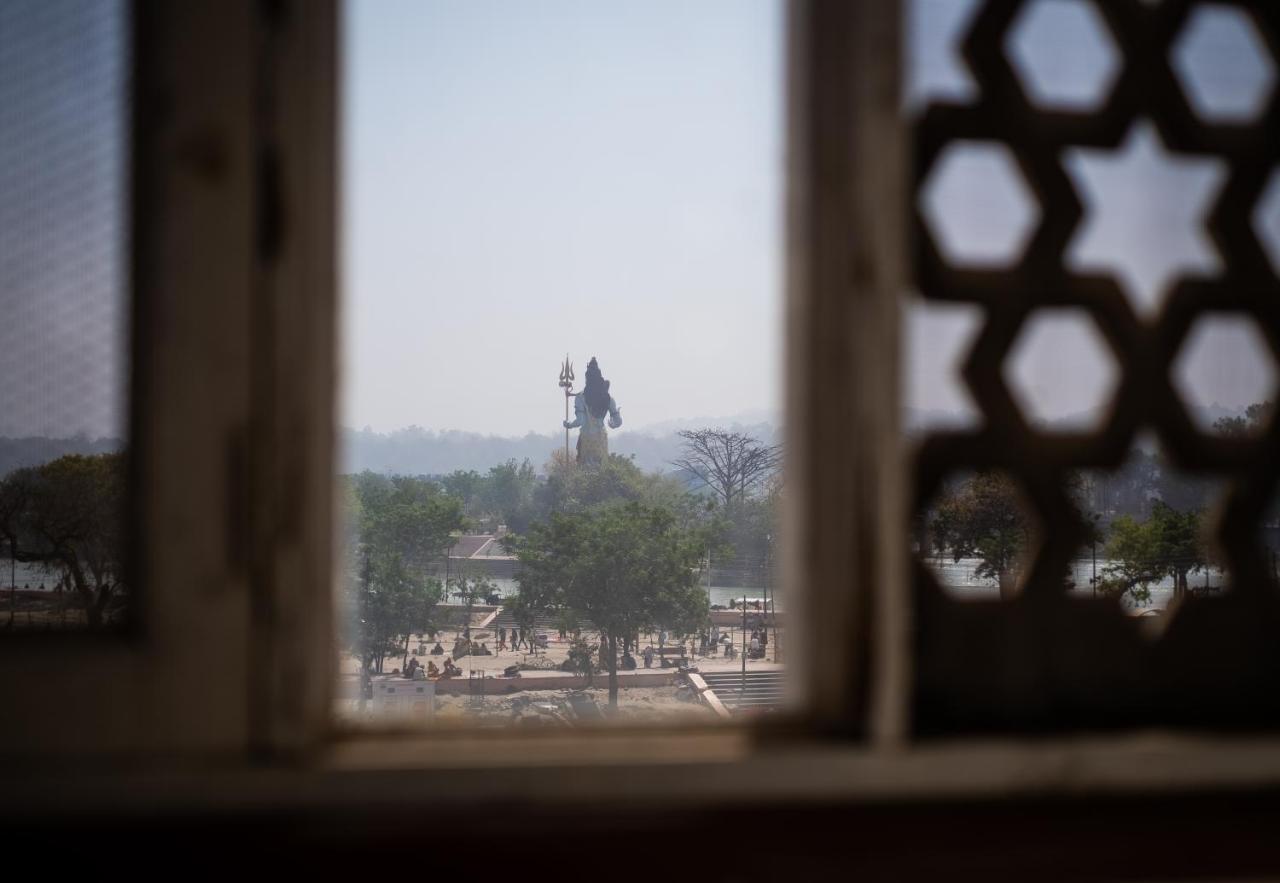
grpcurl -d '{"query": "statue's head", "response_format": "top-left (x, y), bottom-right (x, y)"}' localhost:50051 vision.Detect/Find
top-left (583, 357), bottom-right (611, 418)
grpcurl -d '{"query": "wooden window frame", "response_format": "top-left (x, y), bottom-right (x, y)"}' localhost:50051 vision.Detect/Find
top-left (9, 0), bottom-right (1280, 828)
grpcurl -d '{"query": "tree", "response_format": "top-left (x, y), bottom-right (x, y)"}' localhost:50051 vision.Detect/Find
top-left (440, 469), bottom-right (483, 515)
top-left (532, 452), bottom-right (647, 518)
top-left (1153, 501), bottom-right (1207, 598)
top-left (1098, 514), bottom-right (1162, 605)
top-left (342, 471), bottom-right (464, 671)
top-left (929, 472), bottom-right (1032, 600)
top-left (480, 458), bottom-right (537, 532)
top-left (1101, 501), bottom-right (1207, 605)
top-left (350, 471), bottom-right (463, 571)
top-left (0, 453), bottom-right (126, 629)
top-left (672, 429), bottom-right (781, 508)
top-left (511, 502), bottom-right (708, 708)
top-left (1213, 401), bottom-right (1274, 438)
top-left (349, 549), bottom-right (443, 674)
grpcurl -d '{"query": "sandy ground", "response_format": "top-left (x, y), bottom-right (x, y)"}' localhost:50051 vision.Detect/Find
top-left (341, 611), bottom-right (785, 680)
top-left (336, 685), bottom-right (719, 728)
top-left (435, 685), bottom-right (716, 726)
top-left (336, 611), bottom-right (784, 726)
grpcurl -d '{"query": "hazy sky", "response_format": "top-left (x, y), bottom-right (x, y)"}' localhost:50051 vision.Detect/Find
top-left (342, 0), bottom-right (783, 435)
top-left (344, 0), bottom-right (1276, 436)
top-left (1, 0), bottom-right (1273, 439)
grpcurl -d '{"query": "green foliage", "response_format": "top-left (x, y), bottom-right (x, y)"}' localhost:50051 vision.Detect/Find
top-left (341, 471), bottom-right (464, 671)
top-left (350, 550), bottom-right (443, 672)
top-left (440, 469), bottom-right (483, 512)
top-left (1099, 515), bottom-right (1160, 604)
top-left (480, 458), bottom-right (537, 532)
top-left (439, 460), bottom-right (538, 532)
top-left (511, 501), bottom-right (709, 707)
top-left (349, 471), bottom-right (462, 571)
top-left (1212, 401), bottom-right (1274, 438)
top-left (0, 453), bottom-right (126, 629)
top-left (1102, 501), bottom-right (1207, 604)
top-left (930, 472), bottom-right (1031, 598)
top-left (534, 453), bottom-right (647, 515)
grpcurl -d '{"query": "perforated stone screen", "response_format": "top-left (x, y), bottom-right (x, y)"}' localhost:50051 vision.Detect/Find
top-left (910, 0), bottom-right (1280, 732)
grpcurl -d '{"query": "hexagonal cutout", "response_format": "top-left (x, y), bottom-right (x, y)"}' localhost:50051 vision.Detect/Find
top-left (1004, 307), bottom-right (1120, 432)
top-left (1006, 0), bottom-right (1120, 111)
top-left (902, 294), bottom-right (983, 433)
top-left (920, 141), bottom-right (1039, 267)
top-left (916, 470), bottom-right (1041, 601)
top-left (1070, 438), bottom-right (1227, 636)
top-left (1064, 121), bottom-right (1226, 318)
top-left (1172, 4), bottom-right (1276, 125)
top-left (1171, 313), bottom-right (1278, 438)
top-left (1252, 166), bottom-right (1280, 279)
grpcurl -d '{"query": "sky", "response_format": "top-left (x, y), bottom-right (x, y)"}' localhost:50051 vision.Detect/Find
top-left (342, 0), bottom-right (784, 435)
top-left (1, 0), bottom-right (1275, 440)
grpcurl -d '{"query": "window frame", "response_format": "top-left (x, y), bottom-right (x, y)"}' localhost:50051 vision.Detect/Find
top-left (0, 0), bottom-right (263, 757)
top-left (9, 0), bottom-right (1280, 823)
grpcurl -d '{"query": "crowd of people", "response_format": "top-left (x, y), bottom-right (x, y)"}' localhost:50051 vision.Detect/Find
top-left (402, 655), bottom-right (462, 680)
top-left (380, 617), bottom-right (775, 687)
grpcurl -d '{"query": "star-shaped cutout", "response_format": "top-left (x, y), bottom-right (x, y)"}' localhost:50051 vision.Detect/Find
top-left (1063, 121), bottom-right (1225, 318)
top-left (904, 0), bottom-right (981, 113)
top-left (903, 295), bottom-right (982, 431)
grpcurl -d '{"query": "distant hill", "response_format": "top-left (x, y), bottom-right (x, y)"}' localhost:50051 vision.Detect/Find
top-left (5, 399), bottom-right (1249, 482)
top-left (0, 436), bottom-right (123, 477)
top-left (340, 416), bottom-right (783, 476)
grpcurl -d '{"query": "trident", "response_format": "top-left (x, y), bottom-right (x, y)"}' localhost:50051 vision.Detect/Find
top-left (558, 355), bottom-right (575, 463)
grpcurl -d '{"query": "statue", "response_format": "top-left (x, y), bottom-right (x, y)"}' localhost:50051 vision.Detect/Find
top-left (563, 357), bottom-right (622, 466)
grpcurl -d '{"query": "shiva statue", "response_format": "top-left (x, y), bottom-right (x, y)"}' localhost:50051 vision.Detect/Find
top-left (564, 357), bottom-right (622, 466)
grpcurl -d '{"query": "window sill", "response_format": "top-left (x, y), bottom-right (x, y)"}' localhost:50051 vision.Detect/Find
top-left (8, 728), bottom-right (1280, 820)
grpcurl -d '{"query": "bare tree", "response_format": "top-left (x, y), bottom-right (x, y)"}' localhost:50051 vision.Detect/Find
top-left (671, 429), bottom-right (781, 507)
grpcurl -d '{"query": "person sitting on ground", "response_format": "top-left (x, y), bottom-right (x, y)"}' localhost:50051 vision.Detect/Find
top-left (429, 641), bottom-right (444, 655)
top-left (476, 642), bottom-right (492, 656)
top-left (426, 660), bottom-right (440, 679)
top-left (620, 650), bottom-right (637, 670)
top-left (441, 657), bottom-right (462, 678)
